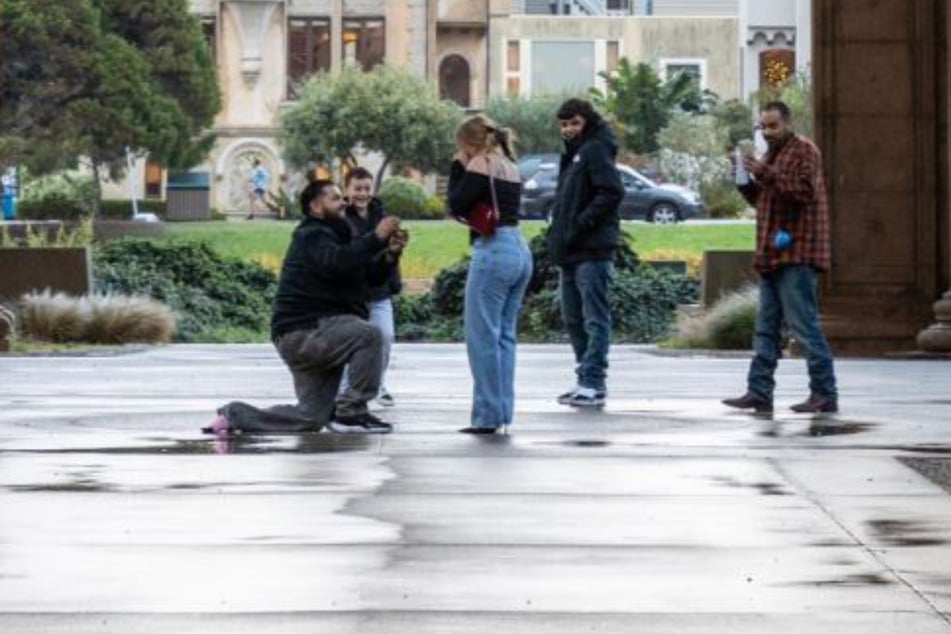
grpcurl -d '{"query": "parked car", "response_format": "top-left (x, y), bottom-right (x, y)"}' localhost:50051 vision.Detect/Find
top-left (518, 156), bottom-right (703, 223)
top-left (517, 153), bottom-right (559, 182)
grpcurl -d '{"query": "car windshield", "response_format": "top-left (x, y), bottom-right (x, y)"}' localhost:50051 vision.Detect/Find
top-left (627, 169), bottom-right (657, 188)
top-left (518, 154), bottom-right (559, 180)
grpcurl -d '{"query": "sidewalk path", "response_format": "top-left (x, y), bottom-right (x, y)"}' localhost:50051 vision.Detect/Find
top-left (0, 344), bottom-right (949, 633)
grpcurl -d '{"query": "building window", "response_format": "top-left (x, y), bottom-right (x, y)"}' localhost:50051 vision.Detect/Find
top-left (507, 41), bottom-right (520, 73)
top-left (506, 77), bottom-right (521, 96)
top-left (660, 58), bottom-right (706, 90)
top-left (144, 159), bottom-right (163, 200)
top-left (287, 17), bottom-right (331, 99)
top-left (531, 41), bottom-right (596, 95)
top-left (200, 16), bottom-right (216, 61)
top-left (606, 0), bottom-right (632, 14)
top-left (439, 55), bottom-right (471, 108)
top-left (606, 41), bottom-right (620, 73)
top-left (343, 18), bottom-right (385, 70)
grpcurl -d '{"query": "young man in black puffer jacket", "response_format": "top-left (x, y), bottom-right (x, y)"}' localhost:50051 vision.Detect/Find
top-left (547, 98), bottom-right (625, 408)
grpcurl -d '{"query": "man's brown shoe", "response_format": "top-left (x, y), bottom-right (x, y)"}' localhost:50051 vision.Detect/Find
top-left (790, 395), bottom-right (839, 414)
top-left (722, 393), bottom-right (773, 413)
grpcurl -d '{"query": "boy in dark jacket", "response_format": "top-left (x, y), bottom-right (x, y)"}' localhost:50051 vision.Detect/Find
top-left (340, 167), bottom-right (403, 407)
top-left (547, 98), bottom-right (625, 408)
top-left (211, 179), bottom-right (406, 436)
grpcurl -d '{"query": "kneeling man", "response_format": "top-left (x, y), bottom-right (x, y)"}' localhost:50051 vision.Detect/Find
top-left (214, 179), bottom-right (406, 435)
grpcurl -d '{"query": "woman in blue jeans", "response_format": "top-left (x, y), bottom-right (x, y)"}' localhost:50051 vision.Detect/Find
top-left (448, 115), bottom-right (533, 435)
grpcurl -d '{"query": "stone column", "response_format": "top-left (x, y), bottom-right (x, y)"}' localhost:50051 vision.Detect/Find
top-left (916, 0), bottom-right (951, 353)
top-left (813, 0), bottom-right (945, 354)
top-left (917, 293), bottom-right (951, 351)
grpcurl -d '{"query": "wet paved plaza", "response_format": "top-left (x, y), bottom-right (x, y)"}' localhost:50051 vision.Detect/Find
top-left (1, 344), bottom-right (950, 632)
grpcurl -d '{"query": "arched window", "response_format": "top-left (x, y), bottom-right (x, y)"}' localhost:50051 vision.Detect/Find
top-left (439, 55), bottom-right (471, 108)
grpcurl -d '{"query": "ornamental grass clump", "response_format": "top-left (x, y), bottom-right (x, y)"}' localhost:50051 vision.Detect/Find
top-left (18, 291), bottom-right (176, 345)
top-left (671, 285), bottom-right (758, 350)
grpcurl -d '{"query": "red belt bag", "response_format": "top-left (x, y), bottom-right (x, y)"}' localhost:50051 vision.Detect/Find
top-left (457, 157), bottom-right (500, 237)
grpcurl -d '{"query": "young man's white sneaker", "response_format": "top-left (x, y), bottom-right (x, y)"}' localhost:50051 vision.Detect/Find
top-left (375, 387), bottom-right (395, 407)
top-left (557, 386), bottom-right (582, 405)
top-left (566, 387), bottom-right (606, 408)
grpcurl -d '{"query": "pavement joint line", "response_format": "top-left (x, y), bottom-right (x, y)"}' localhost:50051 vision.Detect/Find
top-left (769, 457), bottom-right (951, 628)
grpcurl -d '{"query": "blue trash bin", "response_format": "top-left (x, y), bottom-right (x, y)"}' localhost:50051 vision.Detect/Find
top-left (1, 191), bottom-right (16, 220)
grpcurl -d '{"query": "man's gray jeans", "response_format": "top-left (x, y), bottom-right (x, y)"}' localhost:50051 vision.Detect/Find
top-left (219, 315), bottom-right (384, 433)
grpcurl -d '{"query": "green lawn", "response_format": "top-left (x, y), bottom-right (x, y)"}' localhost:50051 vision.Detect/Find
top-left (161, 220), bottom-right (754, 279)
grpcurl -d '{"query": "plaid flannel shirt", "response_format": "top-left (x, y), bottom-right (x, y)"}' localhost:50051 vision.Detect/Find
top-left (738, 135), bottom-right (831, 273)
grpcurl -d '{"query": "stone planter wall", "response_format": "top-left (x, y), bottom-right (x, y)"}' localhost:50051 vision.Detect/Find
top-left (0, 247), bottom-right (93, 303)
top-left (701, 250), bottom-right (757, 307)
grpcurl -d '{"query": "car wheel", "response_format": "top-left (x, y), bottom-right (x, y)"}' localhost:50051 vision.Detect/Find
top-left (649, 203), bottom-right (679, 225)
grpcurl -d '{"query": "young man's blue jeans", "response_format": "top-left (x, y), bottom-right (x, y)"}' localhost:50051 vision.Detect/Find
top-left (559, 259), bottom-right (613, 392)
top-left (465, 228), bottom-right (533, 429)
top-left (748, 265), bottom-right (838, 402)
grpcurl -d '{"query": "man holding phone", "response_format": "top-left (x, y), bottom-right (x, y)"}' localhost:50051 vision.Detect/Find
top-left (723, 101), bottom-right (838, 414)
top-left (212, 179), bottom-right (408, 435)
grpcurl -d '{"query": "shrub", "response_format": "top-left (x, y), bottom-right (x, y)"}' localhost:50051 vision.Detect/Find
top-left (17, 291), bottom-right (176, 344)
top-left (669, 285), bottom-right (758, 349)
top-left (19, 197), bottom-right (168, 221)
top-left (19, 172), bottom-right (98, 220)
top-left (424, 195), bottom-right (447, 219)
top-left (378, 177), bottom-right (435, 219)
top-left (0, 217), bottom-right (94, 248)
top-left (396, 225), bottom-right (697, 343)
top-left (484, 93), bottom-right (565, 155)
top-left (700, 180), bottom-right (748, 219)
top-left (93, 240), bottom-right (277, 342)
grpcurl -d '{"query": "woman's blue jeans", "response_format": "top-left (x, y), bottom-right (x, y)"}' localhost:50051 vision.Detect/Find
top-left (465, 228), bottom-right (533, 428)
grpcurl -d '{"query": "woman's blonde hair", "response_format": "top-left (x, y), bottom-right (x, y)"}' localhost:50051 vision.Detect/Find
top-left (456, 114), bottom-right (517, 161)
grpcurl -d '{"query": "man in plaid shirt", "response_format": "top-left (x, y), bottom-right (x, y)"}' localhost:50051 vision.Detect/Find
top-left (723, 101), bottom-right (839, 414)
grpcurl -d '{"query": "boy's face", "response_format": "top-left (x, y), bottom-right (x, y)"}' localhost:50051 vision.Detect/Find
top-left (347, 177), bottom-right (374, 209)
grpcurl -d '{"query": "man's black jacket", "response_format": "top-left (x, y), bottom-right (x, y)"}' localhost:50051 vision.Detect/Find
top-left (547, 120), bottom-right (625, 266)
top-left (271, 215), bottom-right (393, 340)
top-left (344, 197), bottom-right (403, 302)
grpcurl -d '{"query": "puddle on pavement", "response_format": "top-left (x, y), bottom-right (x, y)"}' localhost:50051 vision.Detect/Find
top-left (896, 446), bottom-right (951, 455)
top-left (809, 573), bottom-right (894, 587)
top-left (798, 420), bottom-right (877, 437)
top-left (9, 478), bottom-right (113, 493)
top-left (2, 433), bottom-right (374, 456)
top-left (712, 475), bottom-right (792, 496)
top-left (866, 519), bottom-right (950, 547)
top-left (535, 440), bottom-right (613, 448)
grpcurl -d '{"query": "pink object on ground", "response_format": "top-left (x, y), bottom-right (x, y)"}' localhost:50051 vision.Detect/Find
top-left (211, 414), bottom-right (230, 435)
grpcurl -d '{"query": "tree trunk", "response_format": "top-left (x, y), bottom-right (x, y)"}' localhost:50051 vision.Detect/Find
top-left (90, 160), bottom-right (103, 219)
top-left (374, 157), bottom-right (390, 194)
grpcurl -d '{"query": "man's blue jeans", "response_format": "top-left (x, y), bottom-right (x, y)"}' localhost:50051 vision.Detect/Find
top-left (748, 265), bottom-right (838, 401)
top-left (559, 260), bottom-right (613, 391)
top-left (465, 228), bottom-right (533, 429)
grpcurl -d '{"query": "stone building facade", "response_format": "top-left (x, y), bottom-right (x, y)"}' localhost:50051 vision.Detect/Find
top-left (112, 1), bottom-right (739, 215)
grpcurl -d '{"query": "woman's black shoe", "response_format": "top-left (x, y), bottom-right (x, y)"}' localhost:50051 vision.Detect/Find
top-left (458, 426), bottom-right (500, 435)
